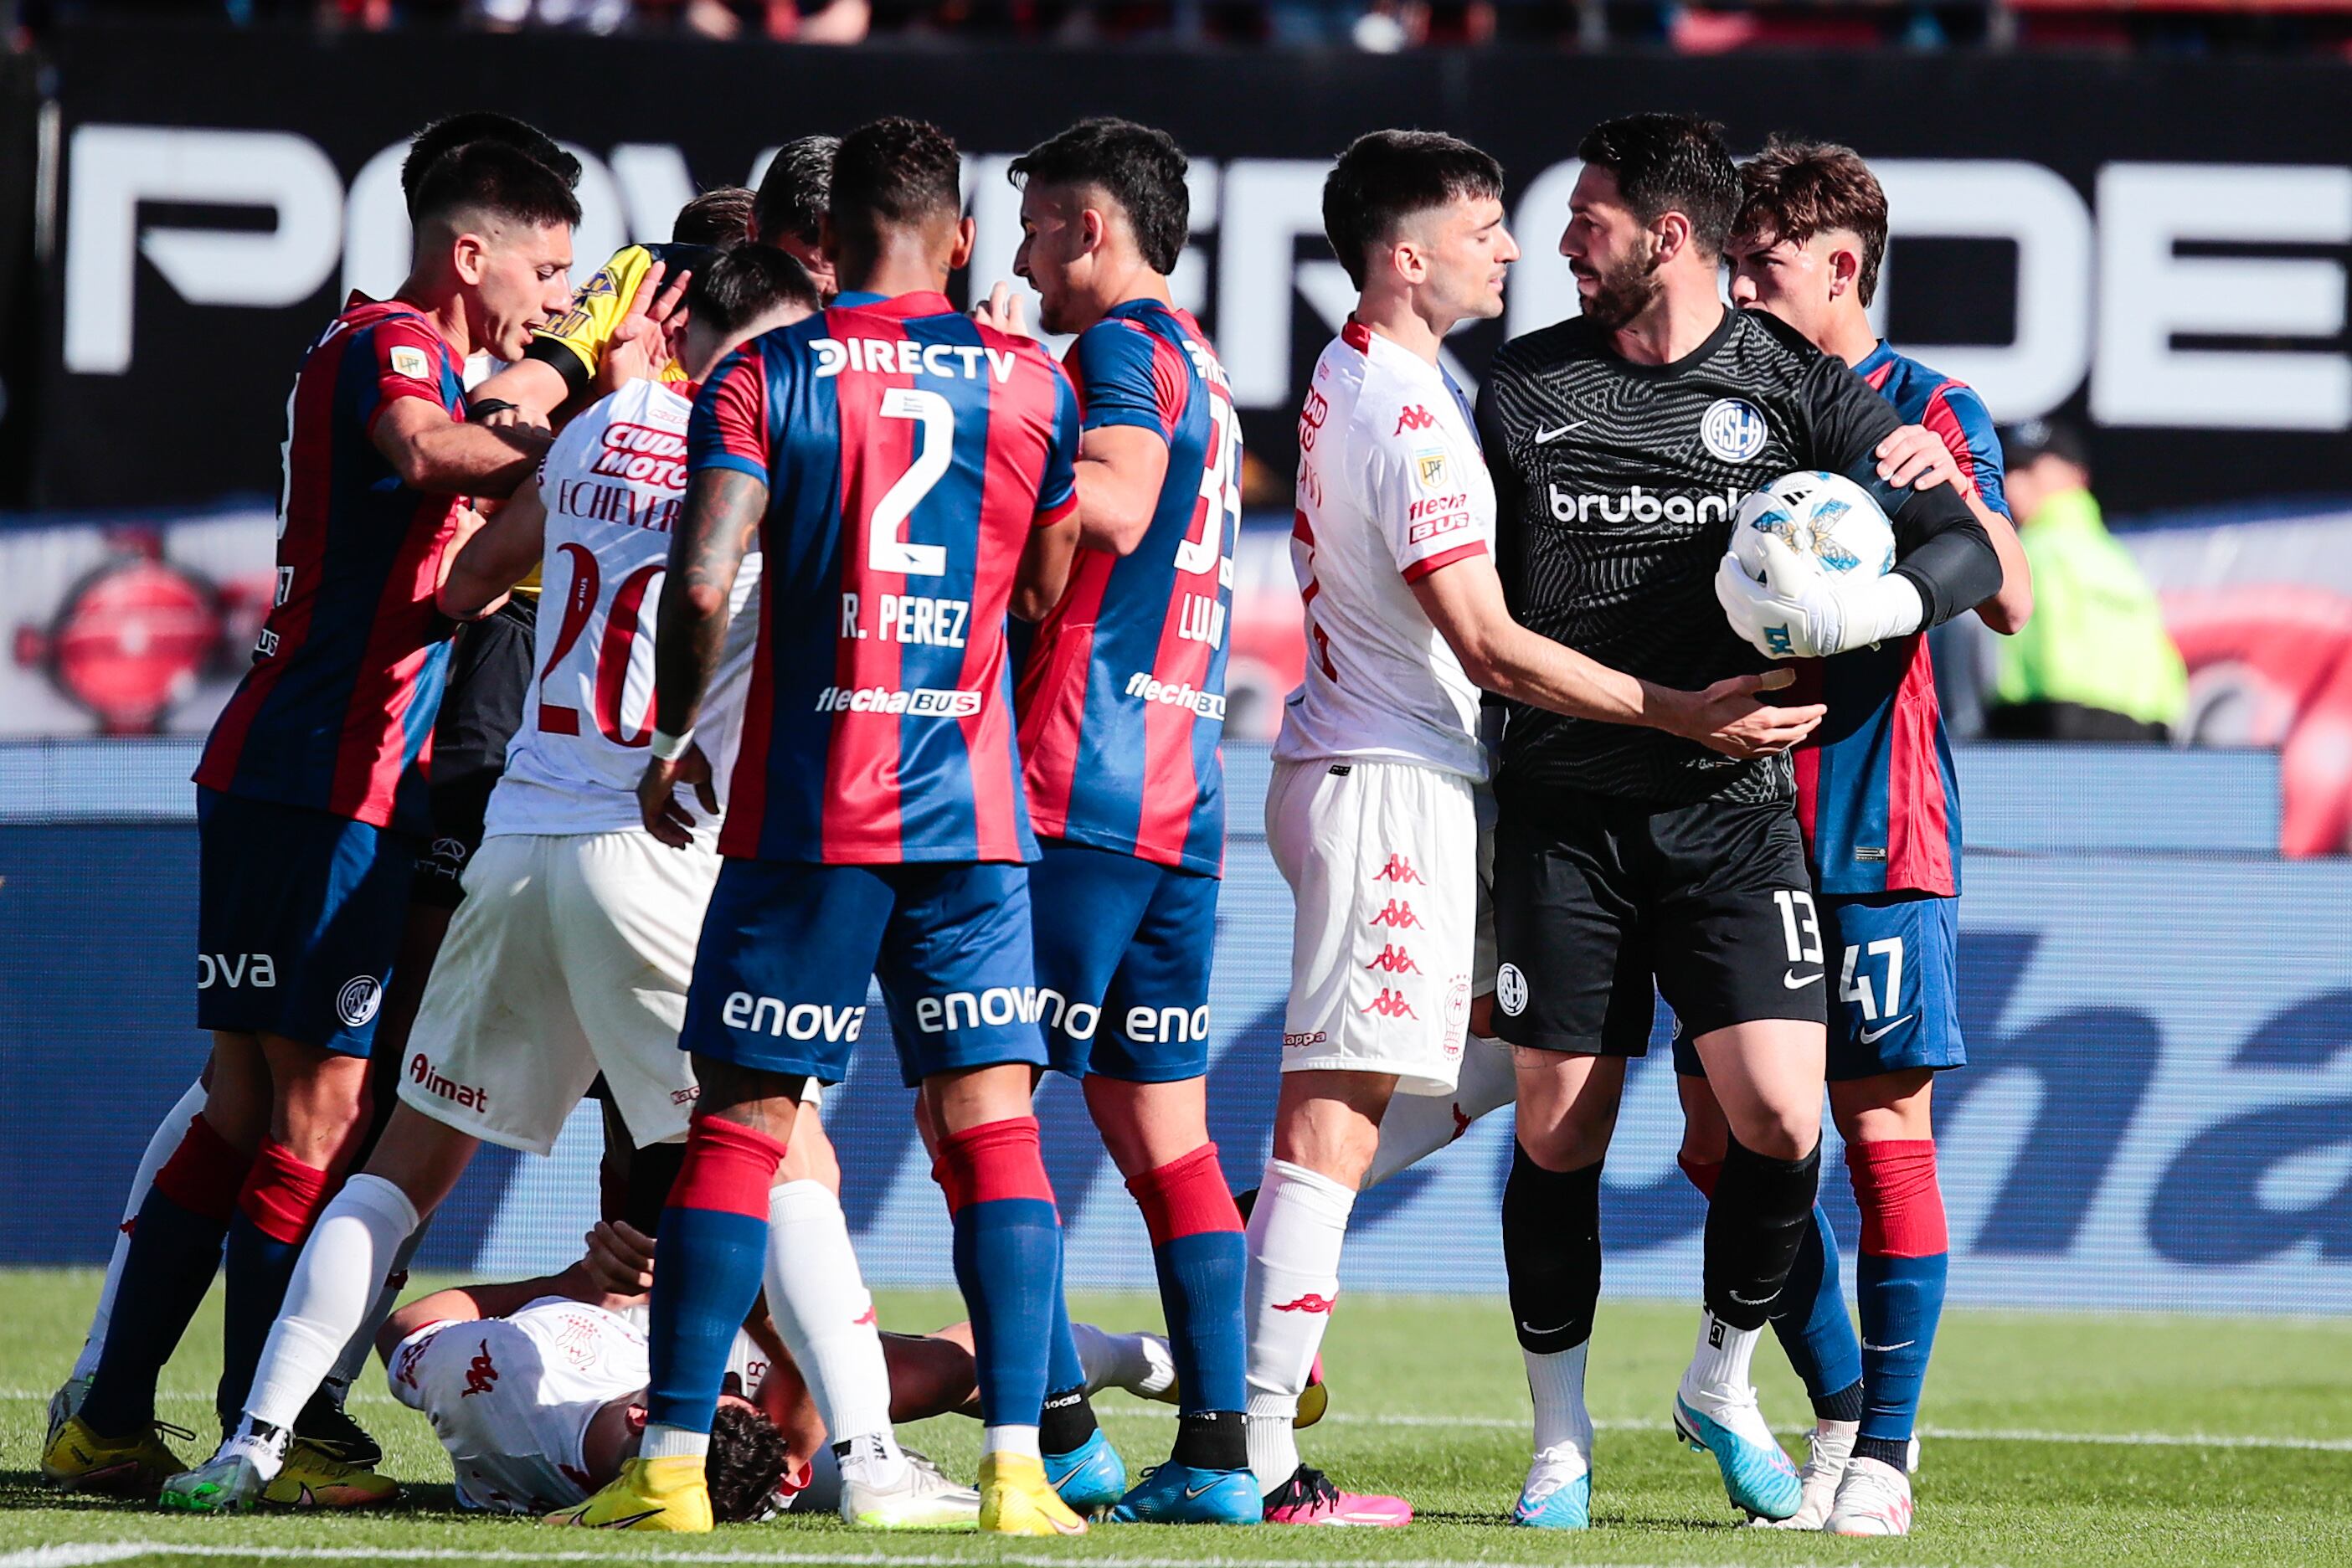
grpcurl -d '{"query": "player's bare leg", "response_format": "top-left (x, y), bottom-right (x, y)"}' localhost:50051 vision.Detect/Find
top-left (1245, 1070), bottom-right (1411, 1525)
top-left (1823, 1069), bottom-right (1938, 1537)
top-left (1673, 1020), bottom-right (1824, 1521)
top-left (1501, 1049), bottom-right (1625, 1528)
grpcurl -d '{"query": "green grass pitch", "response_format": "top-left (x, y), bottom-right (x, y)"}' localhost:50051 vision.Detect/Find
top-left (3, 1267), bottom-right (2351, 1565)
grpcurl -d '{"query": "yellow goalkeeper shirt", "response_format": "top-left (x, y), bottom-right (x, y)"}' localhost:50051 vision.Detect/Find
top-left (523, 240), bottom-right (722, 397)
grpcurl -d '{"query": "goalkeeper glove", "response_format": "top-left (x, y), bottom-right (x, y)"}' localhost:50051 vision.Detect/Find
top-left (1715, 533), bottom-right (1926, 660)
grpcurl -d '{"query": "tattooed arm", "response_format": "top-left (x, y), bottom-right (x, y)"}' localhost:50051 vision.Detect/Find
top-left (637, 465), bottom-right (767, 847)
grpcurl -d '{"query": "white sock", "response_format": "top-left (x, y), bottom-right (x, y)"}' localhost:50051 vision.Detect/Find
top-left (1243, 1158), bottom-right (1356, 1495)
top-left (75, 1078), bottom-right (208, 1380)
top-left (832, 1429), bottom-right (908, 1490)
top-left (641, 1423), bottom-right (709, 1461)
top-left (764, 1182), bottom-right (901, 1472)
top-left (323, 1217), bottom-right (428, 1400)
top-left (983, 1423), bottom-right (1040, 1461)
top-left (1362, 1035), bottom-right (1516, 1190)
top-left (1685, 1308), bottom-right (1761, 1393)
top-left (1071, 1322), bottom-right (1176, 1400)
top-left (244, 1175), bottom-right (420, 1447)
top-left (1524, 1341), bottom-right (1594, 1463)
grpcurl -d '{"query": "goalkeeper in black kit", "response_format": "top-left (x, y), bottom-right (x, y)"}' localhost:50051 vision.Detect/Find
top-left (1469, 113), bottom-right (1999, 1529)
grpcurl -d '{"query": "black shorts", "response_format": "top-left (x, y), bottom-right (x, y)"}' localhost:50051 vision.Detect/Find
top-left (1490, 789), bottom-right (1827, 1056)
top-left (412, 596), bottom-right (538, 910)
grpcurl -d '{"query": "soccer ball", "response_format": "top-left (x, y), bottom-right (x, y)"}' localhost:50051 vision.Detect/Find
top-left (1730, 470), bottom-right (1896, 584)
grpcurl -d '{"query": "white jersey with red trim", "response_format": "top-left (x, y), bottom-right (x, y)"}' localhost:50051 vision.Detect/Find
top-left (386, 1298), bottom-right (775, 1514)
top-left (1274, 321), bottom-right (1493, 779)
top-left (486, 376), bottom-right (763, 840)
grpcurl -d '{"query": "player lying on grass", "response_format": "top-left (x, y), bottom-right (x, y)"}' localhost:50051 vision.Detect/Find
top-left (374, 1221), bottom-right (1182, 1520)
top-left (160, 251), bottom-right (960, 1529)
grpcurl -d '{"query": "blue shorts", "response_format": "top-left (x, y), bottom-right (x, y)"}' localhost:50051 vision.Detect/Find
top-left (680, 858), bottom-right (1047, 1087)
top-left (1031, 841), bottom-right (1218, 1082)
top-left (194, 787), bottom-right (419, 1056)
top-left (1673, 891), bottom-right (1963, 1082)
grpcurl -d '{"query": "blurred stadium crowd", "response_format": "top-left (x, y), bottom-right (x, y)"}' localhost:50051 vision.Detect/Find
top-left (13, 0), bottom-right (2352, 53)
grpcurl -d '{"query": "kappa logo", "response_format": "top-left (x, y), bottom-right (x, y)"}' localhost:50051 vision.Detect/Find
top-left (394, 1336), bottom-right (430, 1391)
top-left (1273, 1293), bottom-right (1337, 1314)
top-left (1361, 987), bottom-right (1420, 1019)
top-left (1701, 398), bottom-right (1770, 463)
top-left (1451, 1103), bottom-right (1472, 1141)
top-left (461, 1339), bottom-right (498, 1398)
top-left (1375, 853), bottom-right (1424, 883)
top-left (1365, 944), bottom-right (1422, 975)
top-left (1394, 404), bottom-right (1438, 434)
top-left (1367, 899), bottom-right (1422, 929)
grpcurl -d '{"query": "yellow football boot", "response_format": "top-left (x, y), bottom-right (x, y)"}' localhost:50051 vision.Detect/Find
top-left (977, 1452), bottom-right (1089, 1536)
top-left (544, 1455), bottom-right (713, 1532)
top-left (263, 1440), bottom-right (400, 1509)
top-left (42, 1415), bottom-right (188, 1499)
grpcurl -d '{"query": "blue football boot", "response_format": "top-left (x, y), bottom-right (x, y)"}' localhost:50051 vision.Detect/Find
top-left (1043, 1427), bottom-right (1127, 1514)
top-left (1108, 1463), bottom-right (1261, 1524)
top-left (1674, 1385), bottom-right (1802, 1521)
top-left (1509, 1448), bottom-right (1592, 1529)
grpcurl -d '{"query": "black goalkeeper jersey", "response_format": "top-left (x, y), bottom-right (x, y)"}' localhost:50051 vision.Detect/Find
top-left (1476, 305), bottom-right (1984, 810)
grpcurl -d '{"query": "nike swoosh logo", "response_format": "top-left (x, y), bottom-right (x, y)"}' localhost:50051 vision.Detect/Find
top-left (1519, 1319), bottom-right (1577, 1337)
top-left (1728, 1289), bottom-right (1773, 1306)
top-left (580, 1507), bottom-right (662, 1529)
top-left (1183, 1480), bottom-right (1224, 1499)
top-left (1863, 1339), bottom-right (1916, 1352)
top-left (1856, 1015), bottom-right (1914, 1043)
top-left (1534, 421), bottom-right (1585, 444)
top-left (1783, 969), bottom-right (1824, 989)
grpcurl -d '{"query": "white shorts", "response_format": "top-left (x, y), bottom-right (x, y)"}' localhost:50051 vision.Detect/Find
top-left (1265, 757), bottom-right (1478, 1097)
top-left (399, 830), bottom-right (713, 1155)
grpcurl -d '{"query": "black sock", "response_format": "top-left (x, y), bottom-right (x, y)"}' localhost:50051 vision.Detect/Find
top-left (1855, 1435), bottom-right (1911, 1468)
top-left (1702, 1136), bottom-right (1821, 1332)
top-left (1037, 1383), bottom-right (1097, 1453)
top-left (1816, 1379), bottom-right (1867, 1423)
top-left (1172, 1409), bottom-right (1248, 1471)
top-left (624, 1139), bottom-right (689, 1237)
top-left (1232, 1185), bottom-right (1258, 1224)
top-left (1501, 1144), bottom-right (1602, 1355)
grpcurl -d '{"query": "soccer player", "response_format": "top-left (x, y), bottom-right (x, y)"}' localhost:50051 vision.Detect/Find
top-left (1705, 137), bottom-right (2031, 1536)
top-left (44, 116), bottom-right (584, 1482)
top-left (43, 139), bottom-right (576, 1503)
top-left (1254, 129), bottom-right (1825, 1529)
top-left (1473, 112), bottom-right (1999, 1528)
top-left (468, 135), bottom-right (841, 428)
top-left (555, 116), bottom-right (1088, 1537)
top-left (155, 251), bottom-right (976, 1528)
top-left (377, 1221), bottom-right (1183, 1520)
top-left (994, 116), bottom-right (1256, 1525)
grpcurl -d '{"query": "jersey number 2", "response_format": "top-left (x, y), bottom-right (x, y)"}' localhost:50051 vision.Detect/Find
top-left (538, 541), bottom-right (663, 748)
top-left (869, 388), bottom-right (951, 578)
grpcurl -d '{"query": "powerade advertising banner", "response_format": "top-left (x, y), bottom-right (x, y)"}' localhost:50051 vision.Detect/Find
top-left (23, 25), bottom-right (2352, 515)
top-left (6, 740), bottom-right (2348, 1316)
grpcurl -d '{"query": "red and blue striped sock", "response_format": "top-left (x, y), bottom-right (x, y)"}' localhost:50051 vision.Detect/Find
top-left (1129, 1142), bottom-right (1249, 1471)
top-left (81, 1114), bottom-right (251, 1438)
top-left (938, 1116), bottom-right (1063, 1439)
top-left (1849, 1139), bottom-right (1948, 1468)
top-left (645, 1117), bottom-right (785, 1438)
top-left (219, 1140), bottom-right (334, 1428)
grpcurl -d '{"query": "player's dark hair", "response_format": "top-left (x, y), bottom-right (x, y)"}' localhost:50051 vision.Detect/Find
top-left (683, 247), bottom-right (821, 337)
top-left (1321, 131), bottom-right (1505, 290)
top-left (412, 139), bottom-right (584, 232)
top-left (673, 186), bottom-right (756, 248)
top-left (1576, 113), bottom-right (1740, 261)
top-left (400, 113), bottom-right (579, 215)
top-left (829, 118), bottom-right (963, 262)
top-left (1007, 117), bottom-right (1191, 276)
top-left (704, 1401), bottom-right (789, 1524)
top-left (753, 135), bottom-right (841, 247)
top-left (1732, 138), bottom-right (1890, 307)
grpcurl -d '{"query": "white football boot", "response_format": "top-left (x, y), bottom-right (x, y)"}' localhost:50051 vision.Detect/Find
top-left (1825, 1455), bottom-right (1913, 1536)
top-left (1753, 1418), bottom-right (1855, 1530)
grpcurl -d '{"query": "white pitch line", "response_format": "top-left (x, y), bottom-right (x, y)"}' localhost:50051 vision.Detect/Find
top-left (10, 1389), bottom-right (2352, 1453)
top-left (0, 1548), bottom-right (1924, 1568)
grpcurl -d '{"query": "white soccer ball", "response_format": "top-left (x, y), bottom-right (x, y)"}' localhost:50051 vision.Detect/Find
top-left (1731, 470), bottom-right (1896, 585)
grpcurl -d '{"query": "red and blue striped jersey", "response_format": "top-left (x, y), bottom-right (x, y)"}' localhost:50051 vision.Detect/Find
top-left (1018, 301), bottom-right (1239, 877)
top-left (1794, 341), bottom-right (2006, 897)
top-left (195, 295), bottom-right (466, 837)
top-left (690, 290), bottom-right (1080, 866)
